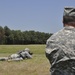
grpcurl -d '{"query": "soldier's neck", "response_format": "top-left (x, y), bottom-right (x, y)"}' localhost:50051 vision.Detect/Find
top-left (64, 24), bottom-right (75, 28)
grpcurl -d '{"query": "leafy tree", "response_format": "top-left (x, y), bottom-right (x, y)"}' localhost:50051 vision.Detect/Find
top-left (4, 26), bottom-right (11, 36)
top-left (4, 26), bottom-right (11, 44)
top-left (0, 26), bottom-right (53, 44)
top-left (0, 26), bottom-right (5, 44)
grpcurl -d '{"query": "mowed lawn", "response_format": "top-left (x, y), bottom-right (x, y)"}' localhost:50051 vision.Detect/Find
top-left (0, 45), bottom-right (50, 75)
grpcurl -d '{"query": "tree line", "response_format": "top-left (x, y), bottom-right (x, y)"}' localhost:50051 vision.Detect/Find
top-left (0, 26), bottom-right (53, 44)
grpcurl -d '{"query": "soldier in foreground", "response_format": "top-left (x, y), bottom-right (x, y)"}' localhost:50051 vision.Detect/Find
top-left (45, 7), bottom-right (75, 75)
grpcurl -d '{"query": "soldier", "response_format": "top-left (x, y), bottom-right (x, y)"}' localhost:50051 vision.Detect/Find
top-left (9, 48), bottom-right (33, 60)
top-left (18, 48), bottom-right (33, 59)
top-left (45, 7), bottom-right (75, 75)
top-left (0, 48), bottom-right (33, 61)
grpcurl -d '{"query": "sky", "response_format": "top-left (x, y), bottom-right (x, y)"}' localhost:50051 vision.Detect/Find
top-left (0, 0), bottom-right (75, 33)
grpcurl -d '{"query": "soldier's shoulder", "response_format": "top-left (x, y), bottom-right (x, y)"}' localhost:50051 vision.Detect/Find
top-left (48, 29), bottom-right (64, 40)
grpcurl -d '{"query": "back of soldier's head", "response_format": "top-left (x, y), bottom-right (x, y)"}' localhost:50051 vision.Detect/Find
top-left (63, 7), bottom-right (75, 27)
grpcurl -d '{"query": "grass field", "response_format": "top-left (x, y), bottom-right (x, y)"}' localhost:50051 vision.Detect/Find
top-left (0, 45), bottom-right (50, 75)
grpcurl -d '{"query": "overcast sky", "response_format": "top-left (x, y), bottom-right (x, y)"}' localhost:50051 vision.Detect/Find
top-left (0, 0), bottom-right (75, 33)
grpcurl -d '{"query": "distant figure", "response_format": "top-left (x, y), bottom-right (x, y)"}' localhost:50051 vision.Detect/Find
top-left (17, 48), bottom-right (33, 59)
top-left (45, 7), bottom-right (75, 75)
top-left (9, 48), bottom-right (33, 61)
top-left (0, 48), bottom-right (33, 61)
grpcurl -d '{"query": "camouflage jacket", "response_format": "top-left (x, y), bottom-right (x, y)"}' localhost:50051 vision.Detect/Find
top-left (46, 26), bottom-right (75, 72)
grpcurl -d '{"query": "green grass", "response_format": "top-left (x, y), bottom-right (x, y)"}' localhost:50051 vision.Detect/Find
top-left (0, 45), bottom-right (50, 75)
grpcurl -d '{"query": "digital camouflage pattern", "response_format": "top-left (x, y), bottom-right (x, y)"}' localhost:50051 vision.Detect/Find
top-left (64, 7), bottom-right (75, 16)
top-left (46, 26), bottom-right (75, 75)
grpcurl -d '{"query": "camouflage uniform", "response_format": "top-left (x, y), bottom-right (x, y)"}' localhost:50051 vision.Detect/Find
top-left (0, 48), bottom-right (32, 61)
top-left (46, 6), bottom-right (75, 75)
top-left (46, 26), bottom-right (75, 75)
top-left (18, 48), bottom-right (32, 59)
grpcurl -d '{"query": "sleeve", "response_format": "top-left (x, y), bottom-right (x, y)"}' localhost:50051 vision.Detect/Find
top-left (45, 39), bottom-right (65, 65)
top-left (26, 52), bottom-right (32, 59)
